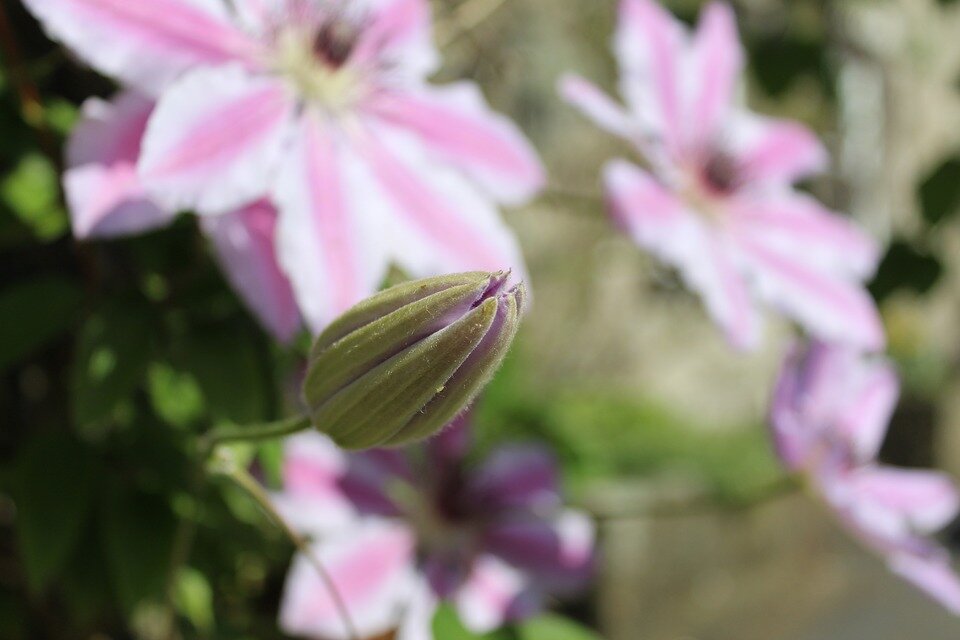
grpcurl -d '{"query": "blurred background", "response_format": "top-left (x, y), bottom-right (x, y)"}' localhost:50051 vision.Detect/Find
top-left (3, 0), bottom-right (960, 638)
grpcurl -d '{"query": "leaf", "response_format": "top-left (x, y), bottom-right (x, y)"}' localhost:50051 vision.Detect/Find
top-left (869, 240), bottom-right (943, 302)
top-left (13, 434), bottom-right (97, 592)
top-left (181, 321), bottom-right (271, 425)
top-left (174, 567), bottom-right (215, 632)
top-left (147, 362), bottom-right (205, 428)
top-left (918, 156), bottom-right (960, 225)
top-left (100, 487), bottom-right (177, 614)
top-left (518, 614), bottom-right (604, 640)
top-left (0, 153), bottom-right (67, 240)
top-left (72, 299), bottom-right (155, 439)
top-left (0, 276), bottom-right (83, 372)
top-left (430, 604), bottom-right (511, 640)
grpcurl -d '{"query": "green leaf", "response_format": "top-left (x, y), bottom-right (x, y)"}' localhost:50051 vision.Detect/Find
top-left (0, 153), bottom-right (67, 240)
top-left (918, 156), bottom-right (960, 225)
top-left (100, 488), bottom-right (177, 614)
top-left (14, 435), bottom-right (97, 592)
top-left (181, 322), bottom-right (271, 424)
top-left (72, 299), bottom-right (155, 439)
top-left (0, 276), bottom-right (83, 372)
top-left (869, 240), bottom-right (943, 302)
top-left (518, 614), bottom-right (604, 640)
top-left (431, 604), bottom-right (511, 640)
top-left (174, 567), bottom-right (215, 632)
top-left (147, 362), bottom-right (205, 428)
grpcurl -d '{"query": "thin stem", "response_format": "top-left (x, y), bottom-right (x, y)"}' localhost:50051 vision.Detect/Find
top-left (436, 0), bottom-right (510, 48)
top-left (589, 475), bottom-right (801, 522)
top-left (210, 452), bottom-right (359, 640)
top-left (199, 414), bottom-right (312, 454)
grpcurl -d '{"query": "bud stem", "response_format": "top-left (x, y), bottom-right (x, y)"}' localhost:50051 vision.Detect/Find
top-left (199, 414), bottom-right (313, 454)
top-left (209, 450), bottom-right (359, 640)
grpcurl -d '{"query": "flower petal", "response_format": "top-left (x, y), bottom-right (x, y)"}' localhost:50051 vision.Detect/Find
top-left (851, 467), bottom-right (960, 535)
top-left (466, 445), bottom-right (560, 513)
top-left (483, 510), bottom-right (595, 592)
top-left (353, 123), bottom-right (528, 284)
top-left (366, 82), bottom-right (545, 204)
top-left (731, 233), bottom-right (885, 350)
top-left (395, 580), bottom-right (438, 640)
top-left (352, 0), bottom-right (438, 79)
top-left (615, 0), bottom-right (687, 155)
top-left (273, 432), bottom-right (356, 535)
top-left (279, 521), bottom-right (418, 640)
top-left (200, 200), bottom-right (301, 342)
top-left (605, 160), bottom-right (761, 350)
top-left (274, 115), bottom-right (390, 332)
top-left (22, 0), bottom-right (260, 94)
top-left (889, 551), bottom-right (960, 615)
top-left (455, 555), bottom-right (539, 634)
top-left (64, 91), bottom-right (175, 238)
top-left (139, 65), bottom-right (295, 214)
top-left (728, 192), bottom-right (880, 280)
top-left (835, 360), bottom-right (899, 462)
top-left (558, 74), bottom-right (635, 140)
top-left (729, 113), bottom-right (829, 185)
top-left (689, 2), bottom-right (743, 142)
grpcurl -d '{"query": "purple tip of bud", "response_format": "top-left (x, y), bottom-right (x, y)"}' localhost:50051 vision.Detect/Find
top-left (474, 270), bottom-right (511, 308)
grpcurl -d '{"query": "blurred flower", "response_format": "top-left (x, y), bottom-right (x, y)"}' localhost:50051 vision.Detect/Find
top-left (771, 341), bottom-right (960, 613)
top-left (273, 415), bottom-right (595, 639)
top-left (304, 272), bottom-right (525, 449)
top-left (560, 0), bottom-right (883, 351)
top-left (65, 90), bottom-right (301, 342)
top-left (24, 0), bottom-right (542, 331)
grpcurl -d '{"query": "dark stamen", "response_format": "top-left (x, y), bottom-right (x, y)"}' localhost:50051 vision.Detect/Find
top-left (702, 151), bottom-right (741, 195)
top-left (313, 19), bottom-right (359, 68)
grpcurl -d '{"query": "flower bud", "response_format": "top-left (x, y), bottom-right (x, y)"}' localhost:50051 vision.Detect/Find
top-left (303, 271), bottom-right (525, 449)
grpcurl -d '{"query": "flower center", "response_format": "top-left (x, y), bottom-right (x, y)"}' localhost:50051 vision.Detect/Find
top-left (271, 16), bottom-right (366, 114)
top-left (677, 149), bottom-right (742, 222)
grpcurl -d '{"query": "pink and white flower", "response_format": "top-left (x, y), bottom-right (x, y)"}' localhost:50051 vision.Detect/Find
top-left (771, 341), bottom-right (960, 613)
top-left (25, 0), bottom-right (543, 331)
top-left (63, 89), bottom-right (301, 342)
top-left (273, 415), bottom-right (595, 639)
top-left (560, 0), bottom-right (884, 351)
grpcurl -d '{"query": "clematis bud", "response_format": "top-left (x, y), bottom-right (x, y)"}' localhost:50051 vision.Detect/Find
top-left (303, 272), bottom-right (525, 449)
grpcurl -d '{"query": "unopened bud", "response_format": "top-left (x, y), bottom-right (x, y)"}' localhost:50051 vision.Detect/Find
top-left (303, 271), bottom-right (525, 449)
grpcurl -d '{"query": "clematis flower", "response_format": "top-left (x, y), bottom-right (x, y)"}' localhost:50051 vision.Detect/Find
top-left (272, 415), bottom-right (595, 639)
top-left (24, 0), bottom-right (544, 331)
top-left (63, 90), bottom-right (301, 342)
top-left (770, 341), bottom-right (960, 613)
top-left (560, 0), bottom-right (884, 351)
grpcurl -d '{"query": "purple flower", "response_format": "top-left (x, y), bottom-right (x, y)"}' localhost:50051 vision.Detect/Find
top-left (272, 416), bottom-right (595, 639)
top-left (560, 0), bottom-right (884, 351)
top-left (64, 90), bottom-right (302, 342)
top-left (25, 0), bottom-right (543, 331)
top-left (771, 341), bottom-right (960, 613)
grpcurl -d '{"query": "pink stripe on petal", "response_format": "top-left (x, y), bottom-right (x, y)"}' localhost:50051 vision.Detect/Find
top-left (889, 551), bottom-right (960, 615)
top-left (23, 0), bottom-right (260, 93)
top-left (140, 66), bottom-right (294, 214)
top-left (734, 234), bottom-right (884, 350)
top-left (367, 83), bottom-right (544, 204)
top-left (690, 2), bottom-right (743, 142)
top-left (455, 555), bottom-right (534, 633)
top-left (353, 0), bottom-right (437, 77)
top-left (835, 364), bottom-right (899, 463)
top-left (852, 468), bottom-right (960, 535)
top-left (202, 201), bottom-right (301, 342)
top-left (732, 116), bottom-right (829, 185)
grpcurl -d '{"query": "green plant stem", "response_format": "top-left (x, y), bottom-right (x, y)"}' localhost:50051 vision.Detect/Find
top-left (199, 414), bottom-right (312, 454)
top-left (210, 452), bottom-right (359, 640)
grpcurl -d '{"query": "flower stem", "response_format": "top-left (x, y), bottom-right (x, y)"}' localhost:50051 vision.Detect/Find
top-left (209, 451), bottom-right (359, 640)
top-left (199, 414), bottom-right (312, 454)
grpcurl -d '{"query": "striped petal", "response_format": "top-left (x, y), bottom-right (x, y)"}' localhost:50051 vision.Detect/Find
top-left (352, 123), bottom-right (528, 285)
top-left (274, 115), bottom-right (390, 332)
top-left (200, 201), bottom-right (301, 343)
top-left (889, 551), bottom-right (960, 615)
top-left (466, 445), bottom-right (560, 513)
top-left (22, 0), bottom-right (260, 94)
top-left (605, 160), bottom-right (761, 350)
top-left (352, 0), bottom-right (438, 79)
top-left (279, 522), bottom-right (418, 640)
top-left (730, 231), bottom-right (885, 350)
top-left (835, 359), bottom-right (899, 462)
top-left (139, 65), bottom-right (295, 214)
top-left (850, 467), bottom-right (960, 535)
top-left (455, 555), bottom-right (539, 634)
top-left (366, 82), bottom-right (545, 204)
top-left (728, 192), bottom-right (880, 280)
top-left (689, 2), bottom-right (743, 142)
top-left (729, 113), bottom-right (829, 186)
top-left (558, 74), bottom-right (636, 140)
top-left (64, 91), bottom-right (175, 238)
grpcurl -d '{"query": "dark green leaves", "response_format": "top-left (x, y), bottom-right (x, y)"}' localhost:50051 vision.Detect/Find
top-left (918, 156), bottom-right (960, 225)
top-left (870, 240), bottom-right (943, 302)
top-left (0, 275), bottom-right (83, 372)
top-left (518, 614), bottom-right (604, 640)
